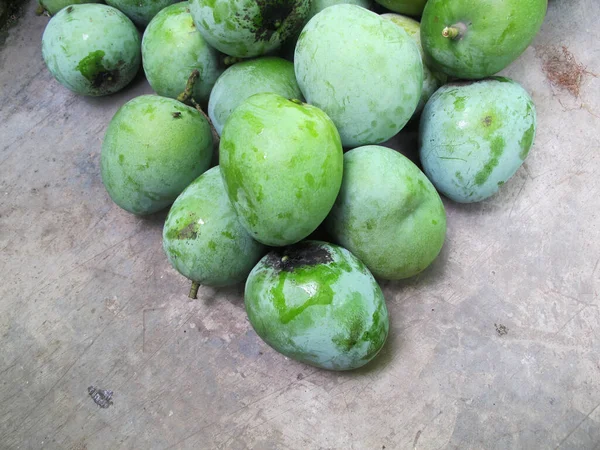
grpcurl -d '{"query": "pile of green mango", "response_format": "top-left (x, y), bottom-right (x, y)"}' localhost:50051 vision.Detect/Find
top-left (39, 0), bottom-right (547, 370)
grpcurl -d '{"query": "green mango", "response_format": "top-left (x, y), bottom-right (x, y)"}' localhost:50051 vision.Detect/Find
top-left (382, 13), bottom-right (447, 118)
top-left (325, 145), bottom-right (446, 280)
top-left (142, 2), bottom-right (223, 105)
top-left (220, 93), bottom-right (343, 246)
top-left (373, 0), bottom-right (426, 16)
top-left (208, 57), bottom-right (302, 136)
top-left (38, 0), bottom-right (103, 16)
top-left (105, 0), bottom-right (177, 26)
top-left (163, 167), bottom-right (266, 287)
top-left (41, 4), bottom-right (140, 96)
top-left (101, 95), bottom-right (213, 215)
top-left (245, 241), bottom-right (389, 370)
top-left (421, 0), bottom-right (548, 79)
top-left (294, 5), bottom-right (422, 148)
top-left (419, 77), bottom-right (536, 203)
top-left (189, 0), bottom-right (310, 58)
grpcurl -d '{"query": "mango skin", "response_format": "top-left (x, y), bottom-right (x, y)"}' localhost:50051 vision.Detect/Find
top-left (189, 0), bottom-right (310, 58)
top-left (382, 13), bottom-right (446, 118)
top-left (421, 0), bottom-right (548, 79)
top-left (325, 146), bottom-right (446, 280)
top-left (105, 0), bottom-right (177, 26)
top-left (39, 0), bottom-right (102, 16)
top-left (101, 95), bottom-right (213, 215)
top-left (245, 241), bottom-right (389, 370)
top-left (41, 4), bottom-right (140, 96)
top-left (142, 2), bottom-right (223, 105)
top-left (419, 77), bottom-right (536, 203)
top-left (374, 0), bottom-right (426, 15)
top-left (294, 5), bottom-right (423, 148)
top-left (208, 57), bottom-right (302, 136)
top-left (163, 167), bottom-right (266, 287)
top-left (220, 93), bottom-right (343, 246)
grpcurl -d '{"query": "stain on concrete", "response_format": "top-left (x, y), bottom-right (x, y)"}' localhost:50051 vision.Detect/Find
top-left (495, 323), bottom-right (509, 336)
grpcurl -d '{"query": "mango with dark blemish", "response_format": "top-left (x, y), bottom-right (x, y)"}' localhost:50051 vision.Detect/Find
top-left (101, 95), bottom-right (213, 215)
top-left (163, 167), bottom-right (266, 287)
top-left (245, 241), bottom-right (389, 370)
top-left (294, 5), bottom-right (423, 147)
top-left (189, 0), bottom-right (310, 58)
top-left (220, 93), bottom-right (343, 246)
top-left (325, 145), bottom-right (446, 280)
top-left (420, 0), bottom-right (547, 79)
top-left (419, 77), bottom-right (537, 203)
top-left (41, 4), bottom-right (140, 96)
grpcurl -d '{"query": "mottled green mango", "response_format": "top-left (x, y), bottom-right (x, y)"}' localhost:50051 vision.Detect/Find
top-left (382, 13), bottom-right (446, 118)
top-left (294, 5), bottom-right (422, 147)
top-left (101, 95), bottom-right (213, 215)
top-left (38, 0), bottom-right (102, 16)
top-left (41, 4), bottom-right (140, 96)
top-left (142, 2), bottom-right (223, 105)
top-left (105, 0), bottom-right (177, 26)
top-left (163, 167), bottom-right (266, 287)
top-left (419, 77), bottom-right (536, 203)
top-left (208, 57), bottom-right (302, 135)
top-left (326, 146), bottom-right (446, 280)
top-left (421, 0), bottom-right (547, 79)
top-left (220, 93), bottom-right (343, 246)
top-left (189, 0), bottom-right (310, 58)
top-left (245, 241), bottom-right (389, 370)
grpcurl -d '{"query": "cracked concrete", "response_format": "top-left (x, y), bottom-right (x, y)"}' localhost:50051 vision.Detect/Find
top-left (0, 0), bottom-right (599, 448)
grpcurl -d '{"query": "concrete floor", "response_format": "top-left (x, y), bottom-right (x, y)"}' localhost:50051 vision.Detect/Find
top-left (1, 0), bottom-right (599, 448)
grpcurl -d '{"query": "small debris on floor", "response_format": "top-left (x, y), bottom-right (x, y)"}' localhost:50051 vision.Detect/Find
top-left (88, 386), bottom-right (114, 408)
top-left (536, 45), bottom-right (595, 97)
top-left (495, 323), bottom-right (509, 337)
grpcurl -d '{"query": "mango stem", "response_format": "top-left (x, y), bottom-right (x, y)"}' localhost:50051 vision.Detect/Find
top-left (223, 56), bottom-right (242, 66)
top-left (442, 23), bottom-right (467, 40)
top-left (178, 70), bottom-right (220, 148)
top-left (177, 69), bottom-right (199, 103)
top-left (189, 281), bottom-right (200, 299)
top-left (192, 99), bottom-right (220, 147)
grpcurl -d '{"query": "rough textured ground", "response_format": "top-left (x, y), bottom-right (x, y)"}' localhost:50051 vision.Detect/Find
top-left (0, 0), bottom-right (599, 448)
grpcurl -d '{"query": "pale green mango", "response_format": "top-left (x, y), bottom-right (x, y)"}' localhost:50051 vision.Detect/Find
top-left (419, 77), bottom-right (536, 203)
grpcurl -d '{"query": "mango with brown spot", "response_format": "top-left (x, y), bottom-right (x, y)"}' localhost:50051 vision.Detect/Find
top-left (163, 167), bottom-right (266, 287)
top-left (419, 77), bottom-right (536, 203)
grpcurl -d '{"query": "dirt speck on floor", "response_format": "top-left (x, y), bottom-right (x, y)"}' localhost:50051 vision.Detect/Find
top-left (536, 45), bottom-right (596, 97)
top-left (495, 323), bottom-right (509, 337)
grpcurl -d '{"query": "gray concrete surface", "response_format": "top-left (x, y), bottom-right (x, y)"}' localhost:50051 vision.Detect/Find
top-left (1, 0), bottom-right (599, 448)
